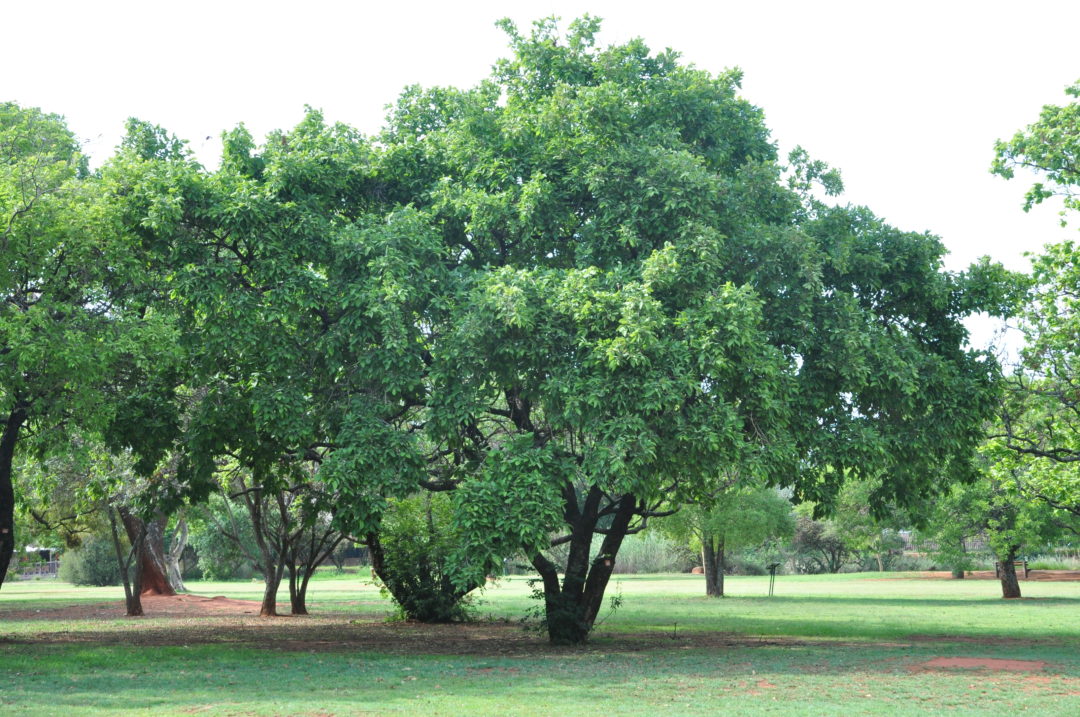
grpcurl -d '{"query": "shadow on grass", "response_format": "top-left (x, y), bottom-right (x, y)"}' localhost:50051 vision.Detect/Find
top-left (1, 639), bottom-right (1079, 717)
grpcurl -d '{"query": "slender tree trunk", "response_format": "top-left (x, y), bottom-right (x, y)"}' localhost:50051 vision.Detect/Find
top-left (288, 531), bottom-right (346, 615)
top-left (260, 560), bottom-right (285, 616)
top-left (119, 509), bottom-right (175, 596)
top-left (165, 516), bottom-right (188, 592)
top-left (952, 538), bottom-right (967, 578)
top-left (999, 545), bottom-right (1022, 599)
top-left (109, 506), bottom-right (144, 616)
top-left (0, 407), bottom-right (28, 589)
top-left (532, 492), bottom-right (638, 644)
top-left (717, 537), bottom-right (725, 596)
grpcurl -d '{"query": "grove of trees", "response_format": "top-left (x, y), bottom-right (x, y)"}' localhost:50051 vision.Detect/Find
top-left (4, 18), bottom-right (1078, 641)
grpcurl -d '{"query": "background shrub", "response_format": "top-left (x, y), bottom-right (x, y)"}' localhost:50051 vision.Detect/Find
top-left (58, 535), bottom-right (121, 586)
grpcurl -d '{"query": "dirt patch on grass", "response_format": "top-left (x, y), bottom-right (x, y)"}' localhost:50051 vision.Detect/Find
top-left (0, 594), bottom-right (856, 655)
top-left (0, 593), bottom-right (265, 621)
top-left (918, 570), bottom-right (1080, 581)
top-left (912, 657), bottom-right (1047, 672)
top-left (0, 593), bottom-right (1068, 659)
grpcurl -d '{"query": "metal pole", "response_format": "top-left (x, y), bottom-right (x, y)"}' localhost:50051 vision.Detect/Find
top-left (767, 563), bottom-right (780, 597)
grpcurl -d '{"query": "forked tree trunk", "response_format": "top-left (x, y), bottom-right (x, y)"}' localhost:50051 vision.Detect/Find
top-left (531, 491), bottom-right (637, 645)
top-left (109, 506), bottom-right (145, 616)
top-left (243, 488), bottom-right (288, 617)
top-left (0, 407), bottom-right (27, 590)
top-left (119, 509), bottom-right (175, 596)
top-left (999, 545), bottom-right (1022, 599)
top-left (287, 531), bottom-right (346, 615)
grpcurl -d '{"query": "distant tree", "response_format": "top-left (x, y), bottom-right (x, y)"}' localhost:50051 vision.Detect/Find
top-left (662, 483), bottom-right (793, 596)
top-left (923, 441), bottom-right (1064, 598)
top-left (828, 479), bottom-right (909, 572)
top-left (791, 511), bottom-right (852, 574)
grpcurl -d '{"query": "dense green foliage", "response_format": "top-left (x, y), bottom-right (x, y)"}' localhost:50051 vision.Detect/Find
top-left (371, 16), bottom-right (1005, 641)
top-left (369, 493), bottom-right (476, 622)
top-left (5, 17), bottom-right (1051, 643)
top-left (57, 535), bottom-right (121, 587)
top-left (991, 80), bottom-right (1080, 536)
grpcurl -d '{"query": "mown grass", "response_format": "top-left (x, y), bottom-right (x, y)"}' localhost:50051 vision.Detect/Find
top-left (2, 572), bottom-right (1079, 715)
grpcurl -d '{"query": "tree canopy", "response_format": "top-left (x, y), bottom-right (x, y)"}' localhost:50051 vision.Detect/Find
top-left (992, 79), bottom-right (1080, 526)
top-left (3, 19), bottom-right (1019, 639)
top-left (370, 16), bottom-right (1005, 642)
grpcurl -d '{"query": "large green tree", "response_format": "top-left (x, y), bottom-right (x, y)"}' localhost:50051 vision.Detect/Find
top-left (109, 112), bottom-right (442, 615)
top-left (992, 80), bottom-right (1080, 524)
top-left (0, 104), bottom-right (171, 588)
top-left (374, 17), bottom-right (1005, 643)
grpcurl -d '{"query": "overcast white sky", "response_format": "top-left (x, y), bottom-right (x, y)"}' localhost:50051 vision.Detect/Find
top-left (4, 1), bottom-right (1077, 323)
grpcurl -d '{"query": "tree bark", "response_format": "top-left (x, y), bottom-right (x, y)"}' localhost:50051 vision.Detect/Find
top-left (952, 538), bottom-right (967, 578)
top-left (999, 545), bottom-right (1022, 599)
top-left (701, 534), bottom-right (725, 597)
top-left (109, 506), bottom-right (144, 616)
top-left (119, 509), bottom-right (175, 596)
top-left (165, 516), bottom-right (188, 592)
top-left (0, 407), bottom-right (27, 589)
top-left (288, 531), bottom-right (346, 615)
top-left (532, 492), bottom-right (638, 644)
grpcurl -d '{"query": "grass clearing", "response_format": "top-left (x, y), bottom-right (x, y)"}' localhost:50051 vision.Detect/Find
top-left (2, 572), bottom-right (1079, 715)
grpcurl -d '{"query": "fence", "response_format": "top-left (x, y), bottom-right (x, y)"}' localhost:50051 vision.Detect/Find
top-left (17, 560), bottom-right (60, 579)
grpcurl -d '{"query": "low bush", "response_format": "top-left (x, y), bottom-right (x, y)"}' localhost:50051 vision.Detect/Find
top-left (371, 493), bottom-right (476, 623)
top-left (58, 535), bottom-right (121, 586)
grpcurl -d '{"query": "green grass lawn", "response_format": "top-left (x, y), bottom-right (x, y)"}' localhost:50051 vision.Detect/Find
top-left (2, 571), bottom-right (1078, 715)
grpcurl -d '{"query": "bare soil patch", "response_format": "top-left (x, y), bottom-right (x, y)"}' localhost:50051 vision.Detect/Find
top-left (0, 593), bottom-right (1068, 660)
top-left (0, 594), bottom-right (869, 655)
top-left (912, 657), bottom-right (1046, 672)
top-left (918, 570), bottom-right (1080, 581)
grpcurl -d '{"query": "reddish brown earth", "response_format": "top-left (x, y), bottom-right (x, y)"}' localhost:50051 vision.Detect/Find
top-left (919, 570), bottom-right (1080, 581)
top-left (913, 657), bottom-right (1047, 672)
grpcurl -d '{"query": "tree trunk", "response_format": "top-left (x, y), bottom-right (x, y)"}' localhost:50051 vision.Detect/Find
top-left (119, 509), bottom-right (175, 596)
top-left (999, 545), bottom-right (1022, 599)
top-left (532, 491), bottom-right (637, 645)
top-left (165, 516), bottom-right (188, 592)
top-left (109, 506), bottom-right (144, 616)
top-left (288, 569), bottom-right (308, 615)
top-left (701, 534), bottom-right (724, 597)
top-left (0, 407), bottom-right (27, 590)
top-left (952, 538), bottom-right (967, 578)
top-left (287, 531), bottom-right (346, 615)
top-left (260, 558), bottom-right (285, 616)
